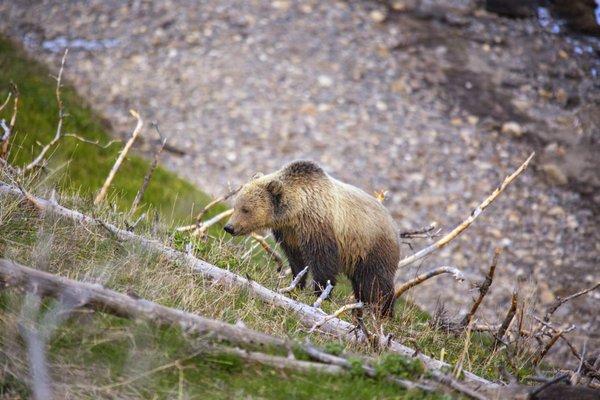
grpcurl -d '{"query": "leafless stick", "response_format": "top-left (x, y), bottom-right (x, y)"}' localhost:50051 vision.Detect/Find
top-left (0, 183), bottom-right (496, 387)
top-left (495, 291), bottom-right (518, 344)
top-left (23, 50), bottom-right (69, 172)
top-left (454, 320), bottom-right (473, 379)
top-left (279, 266), bottom-right (309, 293)
top-left (559, 336), bottom-right (600, 380)
top-left (313, 280), bottom-right (334, 308)
top-left (194, 186), bottom-right (241, 223)
top-left (94, 109), bottom-right (143, 205)
top-left (0, 119), bottom-right (11, 159)
top-left (193, 209), bottom-right (234, 237)
top-left (394, 266), bottom-right (464, 299)
top-left (394, 153), bottom-right (534, 280)
top-left (399, 223), bottom-right (441, 239)
top-left (64, 133), bottom-right (120, 149)
top-left (428, 370), bottom-right (490, 400)
top-left (309, 302), bottom-right (364, 333)
top-left (130, 136), bottom-right (167, 216)
top-left (209, 345), bottom-right (344, 375)
top-left (543, 282), bottom-right (600, 322)
top-left (0, 91), bottom-right (11, 113)
top-left (250, 233), bottom-right (286, 271)
top-left (533, 328), bottom-right (565, 365)
top-left (461, 248), bottom-right (501, 328)
top-left (571, 340), bottom-right (588, 385)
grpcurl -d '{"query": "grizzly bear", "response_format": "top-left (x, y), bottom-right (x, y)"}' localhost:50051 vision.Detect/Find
top-left (224, 160), bottom-right (399, 316)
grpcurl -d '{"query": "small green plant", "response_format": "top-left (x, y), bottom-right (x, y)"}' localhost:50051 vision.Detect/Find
top-left (323, 341), bottom-right (345, 356)
top-left (375, 354), bottom-right (425, 380)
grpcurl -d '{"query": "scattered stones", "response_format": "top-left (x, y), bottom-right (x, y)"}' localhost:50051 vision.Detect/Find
top-left (541, 163), bottom-right (568, 186)
top-left (501, 121), bottom-right (524, 137)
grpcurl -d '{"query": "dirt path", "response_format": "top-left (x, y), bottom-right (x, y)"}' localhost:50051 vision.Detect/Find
top-left (1, 0), bottom-right (598, 363)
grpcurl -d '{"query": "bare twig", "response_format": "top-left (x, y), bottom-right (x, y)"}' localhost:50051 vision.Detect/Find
top-left (64, 133), bottom-right (120, 149)
top-left (454, 320), bottom-right (473, 379)
top-left (193, 209), bottom-right (234, 237)
top-left (394, 266), bottom-right (464, 299)
top-left (94, 109), bottom-right (143, 205)
top-left (24, 51), bottom-right (68, 172)
top-left (0, 119), bottom-right (11, 159)
top-left (533, 328), bottom-right (566, 366)
top-left (313, 280), bottom-right (334, 308)
top-left (0, 91), bottom-right (11, 113)
top-left (399, 223), bottom-right (441, 239)
top-left (278, 266), bottom-right (309, 293)
top-left (250, 232), bottom-right (286, 271)
top-left (394, 153), bottom-right (534, 280)
top-left (543, 282), bottom-right (600, 322)
top-left (309, 302), bottom-right (364, 333)
top-left (495, 291), bottom-right (518, 345)
top-left (461, 248), bottom-right (501, 328)
top-left (130, 131), bottom-right (167, 216)
top-left (194, 186), bottom-right (241, 223)
top-left (0, 183), bottom-right (496, 387)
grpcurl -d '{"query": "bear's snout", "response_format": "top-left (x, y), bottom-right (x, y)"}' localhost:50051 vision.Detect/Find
top-left (223, 224), bottom-right (235, 235)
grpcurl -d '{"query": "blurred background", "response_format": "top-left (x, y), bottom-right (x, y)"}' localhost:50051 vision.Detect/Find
top-left (1, 0), bottom-right (598, 363)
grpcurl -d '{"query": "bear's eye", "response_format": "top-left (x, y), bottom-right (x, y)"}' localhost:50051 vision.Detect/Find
top-left (240, 207), bottom-right (250, 214)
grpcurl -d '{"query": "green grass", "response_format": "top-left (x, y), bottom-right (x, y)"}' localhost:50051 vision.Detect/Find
top-left (0, 36), bottom-right (212, 222)
top-left (0, 35), bottom-right (544, 399)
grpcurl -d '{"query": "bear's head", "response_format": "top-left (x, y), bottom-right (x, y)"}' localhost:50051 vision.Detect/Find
top-left (223, 174), bottom-right (284, 236)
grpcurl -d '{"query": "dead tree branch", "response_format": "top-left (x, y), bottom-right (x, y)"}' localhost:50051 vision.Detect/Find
top-left (250, 233), bottom-right (286, 271)
top-left (193, 209), bottom-right (233, 237)
top-left (543, 282), bottom-right (600, 323)
top-left (399, 223), bottom-right (441, 239)
top-left (130, 134), bottom-right (167, 216)
top-left (309, 302), bottom-right (364, 333)
top-left (0, 183), bottom-right (497, 388)
top-left (533, 328), bottom-right (567, 366)
top-left (0, 91), bottom-right (11, 113)
top-left (312, 280), bottom-right (334, 309)
top-left (94, 109), bottom-right (143, 205)
top-left (460, 248), bottom-right (501, 328)
top-left (394, 153), bottom-right (534, 283)
top-left (194, 185), bottom-right (241, 223)
top-left (495, 291), bottom-right (518, 345)
top-left (279, 266), bottom-right (309, 293)
top-left (24, 50), bottom-right (68, 172)
top-left (64, 133), bottom-right (120, 149)
top-left (394, 266), bottom-right (464, 299)
top-left (0, 258), bottom-right (288, 350)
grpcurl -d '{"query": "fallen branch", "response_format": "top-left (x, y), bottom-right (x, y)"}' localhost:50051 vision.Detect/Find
top-left (533, 327), bottom-right (566, 366)
top-left (194, 186), bottom-right (241, 223)
top-left (24, 50), bottom-right (68, 172)
top-left (0, 183), bottom-right (496, 387)
top-left (250, 233), bottom-right (286, 271)
top-left (543, 282), bottom-right (600, 323)
top-left (394, 153), bottom-right (534, 282)
top-left (64, 133), bottom-right (120, 149)
top-left (309, 302), bottom-right (363, 333)
top-left (94, 109), bottom-right (143, 205)
top-left (130, 133), bottom-right (167, 216)
top-left (0, 258), bottom-right (287, 350)
top-left (495, 291), bottom-right (518, 345)
top-left (460, 248), bottom-right (501, 328)
top-left (312, 280), bottom-right (334, 309)
top-left (0, 119), bottom-right (11, 159)
top-left (399, 223), bottom-right (441, 239)
top-left (0, 91), bottom-right (11, 113)
top-left (394, 266), bottom-right (464, 299)
top-left (278, 266), bottom-right (309, 293)
top-left (193, 209), bottom-right (233, 237)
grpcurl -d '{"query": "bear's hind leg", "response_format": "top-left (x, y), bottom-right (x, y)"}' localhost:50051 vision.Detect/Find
top-left (351, 245), bottom-right (397, 317)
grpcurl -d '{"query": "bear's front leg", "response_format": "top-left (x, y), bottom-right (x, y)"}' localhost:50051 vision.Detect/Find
top-left (303, 234), bottom-right (340, 297)
top-left (273, 229), bottom-right (308, 289)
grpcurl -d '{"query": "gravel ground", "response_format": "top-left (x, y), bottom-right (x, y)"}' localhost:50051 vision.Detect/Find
top-left (1, 0), bottom-right (599, 364)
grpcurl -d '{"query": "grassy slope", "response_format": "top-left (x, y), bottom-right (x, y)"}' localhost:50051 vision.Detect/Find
top-left (0, 36), bottom-right (543, 399)
top-left (0, 37), bottom-right (449, 399)
top-left (0, 36), bottom-right (212, 222)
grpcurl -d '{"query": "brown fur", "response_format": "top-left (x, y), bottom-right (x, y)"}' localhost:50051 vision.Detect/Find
top-left (225, 161), bottom-right (400, 316)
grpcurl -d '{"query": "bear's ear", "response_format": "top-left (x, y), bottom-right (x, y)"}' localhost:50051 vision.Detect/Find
top-left (266, 179), bottom-right (283, 196)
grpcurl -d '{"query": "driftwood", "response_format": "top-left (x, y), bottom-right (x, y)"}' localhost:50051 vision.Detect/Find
top-left (94, 110), bottom-right (143, 205)
top-left (312, 280), bottom-right (334, 308)
top-left (278, 266), bottom-right (309, 294)
top-left (0, 183), bottom-right (495, 387)
top-left (394, 153), bottom-right (534, 281)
